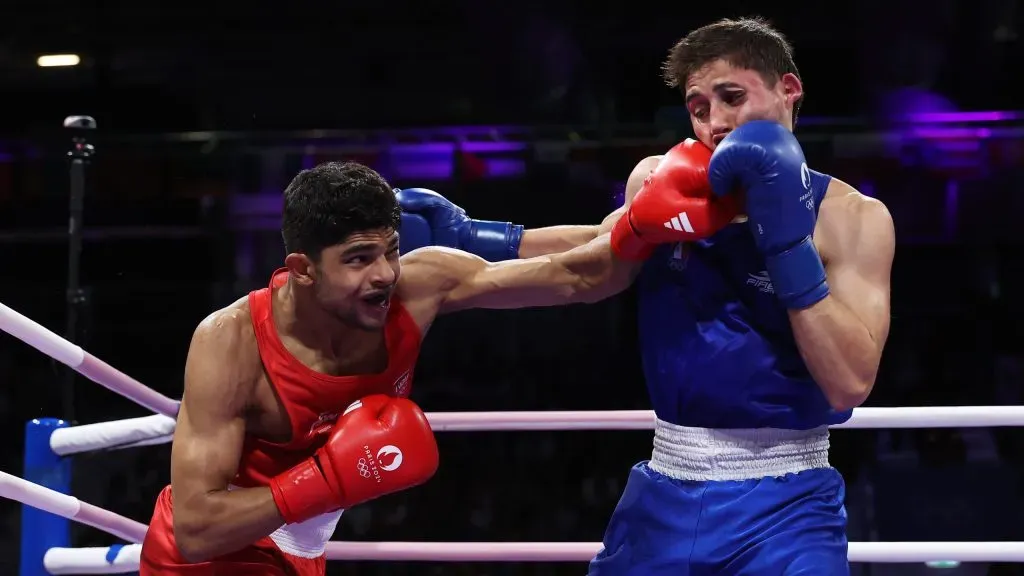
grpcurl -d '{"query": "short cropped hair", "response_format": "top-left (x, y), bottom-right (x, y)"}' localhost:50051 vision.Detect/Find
top-left (662, 17), bottom-right (803, 123)
top-left (281, 161), bottom-right (400, 258)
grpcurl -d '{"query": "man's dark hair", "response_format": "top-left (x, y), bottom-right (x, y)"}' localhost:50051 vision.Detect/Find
top-left (281, 161), bottom-right (401, 258)
top-left (662, 17), bottom-right (803, 124)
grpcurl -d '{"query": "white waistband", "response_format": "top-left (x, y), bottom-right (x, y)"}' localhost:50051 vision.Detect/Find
top-left (228, 484), bottom-right (343, 558)
top-left (268, 509), bottom-right (344, 558)
top-left (649, 419), bottom-right (830, 481)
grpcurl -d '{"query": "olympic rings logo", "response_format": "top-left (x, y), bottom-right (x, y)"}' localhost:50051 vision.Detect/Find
top-left (356, 458), bottom-right (371, 478)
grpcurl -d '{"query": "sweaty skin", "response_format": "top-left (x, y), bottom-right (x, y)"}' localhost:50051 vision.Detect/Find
top-left (685, 59), bottom-right (893, 410)
top-left (513, 59), bottom-right (894, 412)
top-left (170, 230), bottom-right (638, 561)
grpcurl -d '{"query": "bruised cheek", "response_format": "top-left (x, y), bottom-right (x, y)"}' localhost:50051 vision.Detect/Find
top-left (737, 98), bottom-right (785, 125)
top-left (691, 122), bottom-right (713, 148)
top-left (736, 104), bottom-right (766, 125)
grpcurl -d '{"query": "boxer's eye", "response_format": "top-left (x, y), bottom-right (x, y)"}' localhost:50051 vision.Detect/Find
top-left (723, 92), bottom-right (745, 105)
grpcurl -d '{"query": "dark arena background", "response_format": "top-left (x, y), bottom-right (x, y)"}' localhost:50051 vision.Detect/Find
top-left (1, 1), bottom-right (1023, 575)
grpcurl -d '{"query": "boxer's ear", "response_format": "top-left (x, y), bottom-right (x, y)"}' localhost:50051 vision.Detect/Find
top-left (285, 252), bottom-right (316, 286)
top-left (779, 73), bottom-right (803, 109)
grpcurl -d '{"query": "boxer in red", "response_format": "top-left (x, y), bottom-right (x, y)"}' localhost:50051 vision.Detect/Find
top-left (140, 158), bottom-right (737, 575)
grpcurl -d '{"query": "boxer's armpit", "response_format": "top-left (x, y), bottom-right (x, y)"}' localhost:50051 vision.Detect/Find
top-left (170, 310), bottom-right (285, 562)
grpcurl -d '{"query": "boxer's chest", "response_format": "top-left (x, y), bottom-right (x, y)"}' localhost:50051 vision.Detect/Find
top-left (247, 368), bottom-right (413, 446)
top-left (247, 373), bottom-right (297, 444)
top-left (636, 226), bottom-right (787, 342)
top-left (246, 340), bottom-right (415, 446)
top-left (652, 224), bottom-right (779, 306)
top-left (652, 203), bottom-right (834, 299)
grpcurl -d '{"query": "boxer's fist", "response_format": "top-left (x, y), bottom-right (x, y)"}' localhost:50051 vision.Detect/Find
top-left (708, 121), bottom-right (815, 253)
top-left (708, 121), bottom-right (829, 308)
top-left (611, 140), bottom-right (740, 261)
top-left (269, 395), bottom-right (438, 524)
top-left (396, 187), bottom-right (523, 261)
top-left (399, 212), bottom-right (433, 254)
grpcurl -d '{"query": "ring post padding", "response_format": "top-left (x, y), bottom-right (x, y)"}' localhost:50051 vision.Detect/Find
top-left (21, 418), bottom-right (71, 576)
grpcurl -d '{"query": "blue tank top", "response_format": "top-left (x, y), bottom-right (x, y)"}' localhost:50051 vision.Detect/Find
top-left (636, 169), bottom-right (852, 430)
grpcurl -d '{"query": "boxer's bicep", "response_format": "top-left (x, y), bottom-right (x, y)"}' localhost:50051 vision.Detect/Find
top-left (171, 313), bottom-right (251, 521)
top-left (826, 198), bottom-right (895, 351)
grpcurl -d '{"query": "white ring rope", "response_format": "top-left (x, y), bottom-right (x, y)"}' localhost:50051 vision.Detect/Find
top-left (426, 406), bottom-right (1024, 430)
top-left (323, 541), bottom-right (1024, 563)
top-left (0, 471), bottom-right (147, 544)
top-left (50, 404), bottom-right (1024, 456)
top-left (50, 415), bottom-right (177, 457)
top-left (0, 301), bottom-right (180, 417)
top-left (44, 546), bottom-right (141, 575)
top-left (38, 540), bottom-right (1024, 574)
top-left (6, 464), bottom-right (1024, 570)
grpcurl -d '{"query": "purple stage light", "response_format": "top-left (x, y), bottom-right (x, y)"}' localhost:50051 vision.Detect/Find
top-left (900, 111), bottom-right (1024, 124)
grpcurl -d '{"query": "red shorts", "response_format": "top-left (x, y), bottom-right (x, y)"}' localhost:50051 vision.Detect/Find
top-left (140, 485), bottom-right (327, 576)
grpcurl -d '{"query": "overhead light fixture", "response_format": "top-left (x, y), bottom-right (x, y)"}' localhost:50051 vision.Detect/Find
top-left (37, 54), bottom-right (81, 68)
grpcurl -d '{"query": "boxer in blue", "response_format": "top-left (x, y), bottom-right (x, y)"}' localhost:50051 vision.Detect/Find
top-left (399, 17), bottom-right (894, 575)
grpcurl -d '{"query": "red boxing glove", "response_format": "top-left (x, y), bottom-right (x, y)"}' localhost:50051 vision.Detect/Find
top-left (611, 139), bottom-right (742, 261)
top-left (269, 395), bottom-right (438, 524)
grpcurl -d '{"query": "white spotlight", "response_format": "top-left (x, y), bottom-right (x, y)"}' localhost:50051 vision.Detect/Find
top-left (37, 54), bottom-right (81, 68)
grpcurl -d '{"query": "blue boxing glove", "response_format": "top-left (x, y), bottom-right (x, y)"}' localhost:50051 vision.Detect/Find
top-left (708, 121), bottom-right (829, 309)
top-left (395, 188), bottom-right (523, 261)
top-left (400, 213), bottom-right (432, 252)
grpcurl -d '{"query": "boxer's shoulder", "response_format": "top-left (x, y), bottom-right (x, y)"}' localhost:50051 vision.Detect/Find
top-left (634, 155), bottom-right (664, 171)
top-left (625, 155), bottom-right (665, 204)
top-left (196, 295), bottom-right (256, 340)
top-left (396, 246), bottom-right (472, 331)
top-left (815, 178), bottom-right (894, 263)
top-left (181, 300), bottom-right (265, 430)
top-left (398, 246), bottom-right (468, 291)
top-left (191, 297), bottom-right (262, 383)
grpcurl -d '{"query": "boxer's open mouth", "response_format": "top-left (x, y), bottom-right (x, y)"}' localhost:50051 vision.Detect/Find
top-left (362, 292), bottom-right (391, 308)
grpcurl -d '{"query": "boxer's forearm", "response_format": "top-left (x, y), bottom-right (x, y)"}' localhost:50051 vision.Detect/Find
top-left (174, 486), bottom-right (285, 563)
top-left (436, 233), bottom-right (637, 312)
top-left (557, 233), bottom-right (640, 304)
top-left (518, 208), bottom-right (626, 258)
top-left (519, 225), bottom-right (601, 258)
top-left (788, 296), bottom-right (881, 412)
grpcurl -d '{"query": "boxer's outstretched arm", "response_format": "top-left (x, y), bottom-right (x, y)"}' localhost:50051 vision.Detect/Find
top-left (518, 211), bottom-right (622, 258)
top-left (789, 187), bottom-right (895, 411)
top-left (170, 310), bottom-right (285, 562)
top-left (399, 233), bottom-right (639, 316)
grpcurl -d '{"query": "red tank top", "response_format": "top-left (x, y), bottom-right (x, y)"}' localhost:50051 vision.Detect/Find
top-left (232, 268), bottom-right (422, 487)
